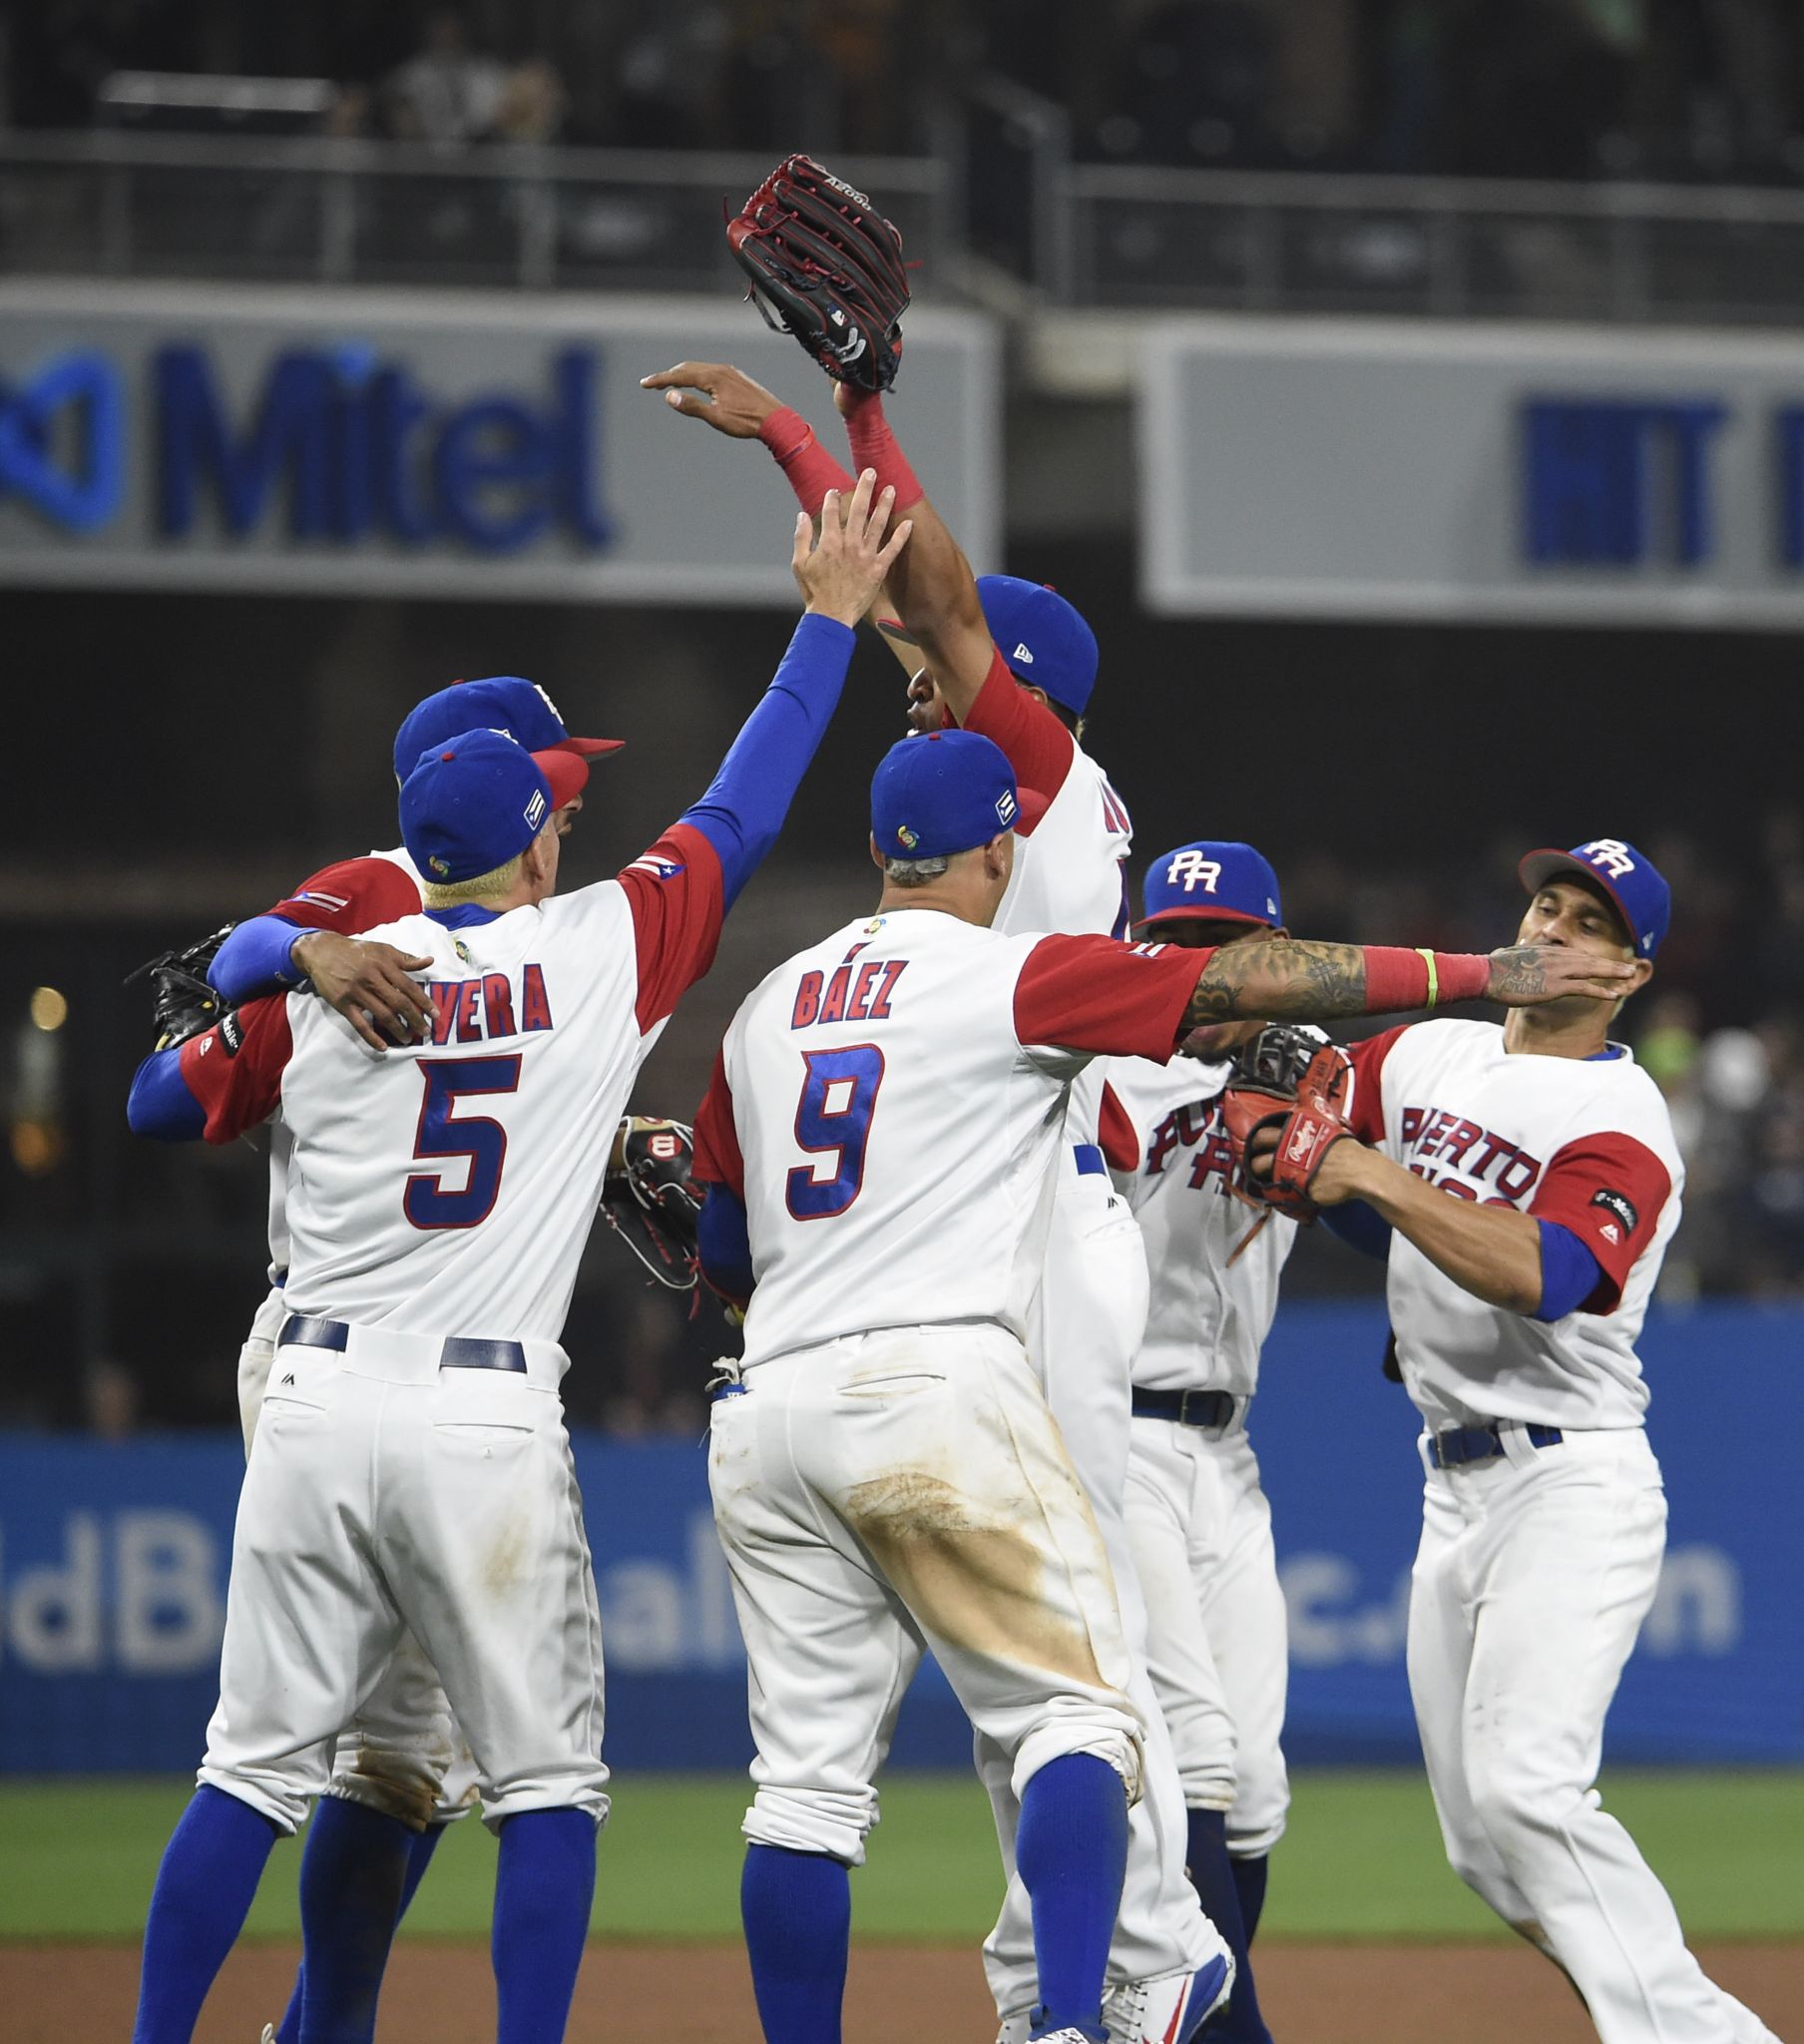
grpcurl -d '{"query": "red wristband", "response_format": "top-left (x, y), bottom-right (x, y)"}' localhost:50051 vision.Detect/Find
top-left (757, 407), bottom-right (855, 515)
top-left (840, 390), bottom-right (924, 508)
top-left (1361, 946), bottom-right (1492, 1012)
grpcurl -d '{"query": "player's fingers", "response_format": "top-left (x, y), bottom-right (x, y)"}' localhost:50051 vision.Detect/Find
top-left (661, 389), bottom-right (717, 420)
top-left (639, 362), bottom-right (715, 391)
top-left (792, 509), bottom-right (811, 574)
top-left (343, 1005), bottom-right (390, 1053)
top-left (397, 953), bottom-right (434, 973)
top-left (857, 482), bottom-right (896, 551)
top-left (819, 487), bottom-right (842, 545)
top-left (845, 465), bottom-right (878, 535)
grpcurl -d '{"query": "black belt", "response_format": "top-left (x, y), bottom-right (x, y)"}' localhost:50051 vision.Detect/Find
top-left (277, 1313), bottom-right (528, 1374)
top-left (1131, 1386), bottom-right (1239, 1429)
top-left (1428, 1421), bottom-right (1563, 1470)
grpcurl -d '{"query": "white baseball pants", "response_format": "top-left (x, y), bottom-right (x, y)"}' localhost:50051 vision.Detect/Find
top-left (203, 1326), bottom-right (608, 1837)
top-left (978, 1165), bottom-right (1219, 2017)
top-left (1123, 1413), bottom-right (1289, 1856)
top-left (1409, 1424), bottom-right (1777, 2044)
top-left (237, 1290), bottom-right (482, 1829)
top-left (707, 1323), bottom-right (1145, 1869)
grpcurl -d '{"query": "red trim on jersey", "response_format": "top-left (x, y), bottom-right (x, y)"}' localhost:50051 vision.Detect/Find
top-left (691, 1047), bottom-right (745, 1200)
top-left (1099, 1081), bottom-right (1141, 1173)
top-left (1345, 1026), bottom-right (1410, 1144)
top-left (1014, 934), bottom-right (1210, 1062)
top-left (178, 995), bottom-right (293, 1144)
top-left (268, 852), bottom-right (421, 934)
top-left (619, 821), bottom-right (727, 1036)
top-left (758, 406), bottom-right (855, 515)
top-left (1530, 1130), bottom-right (1671, 1314)
top-left (960, 644), bottom-right (1076, 824)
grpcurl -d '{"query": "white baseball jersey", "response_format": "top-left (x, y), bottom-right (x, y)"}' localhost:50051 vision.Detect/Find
top-left (180, 824), bottom-right (726, 1342)
top-left (1347, 1018), bottom-right (1683, 1432)
top-left (1100, 1054), bottom-right (1297, 1398)
top-left (962, 648), bottom-right (1133, 1145)
top-left (256, 844), bottom-right (426, 1280)
top-left (692, 909), bottom-right (1207, 1370)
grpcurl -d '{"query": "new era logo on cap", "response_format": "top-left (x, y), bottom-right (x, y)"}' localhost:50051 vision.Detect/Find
top-left (1013, 642), bottom-right (1035, 665)
top-left (1138, 840), bottom-right (1283, 933)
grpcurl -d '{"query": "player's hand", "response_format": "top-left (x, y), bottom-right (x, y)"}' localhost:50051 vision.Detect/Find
top-left (1245, 1124), bottom-right (1364, 1207)
top-left (640, 361), bottom-right (781, 437)
top-left (1485, 942), bottom-right (1639, 1006)
top-left (291, 932), bottom-right (436, 1051)
top-left (793, 468), bottom-right (913, 626)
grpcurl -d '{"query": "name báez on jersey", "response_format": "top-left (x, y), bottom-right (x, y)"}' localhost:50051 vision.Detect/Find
top-left (788, 950), bottom-right (909, 1030)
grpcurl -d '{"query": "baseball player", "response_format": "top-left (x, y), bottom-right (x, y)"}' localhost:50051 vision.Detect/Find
top-left (1232, 839), bottom-right (1780, 2044)
top-left (122, 477), bottom-right (910, 2044)
top-left (645, 354), bottom-right (1216, 2044)
top-left (1099, 841), bottom-right (1309, 2044)
top-left (124, 673), bottom-right (621, 2044)
top-left (687, 730), bottom-right (1640, 2044)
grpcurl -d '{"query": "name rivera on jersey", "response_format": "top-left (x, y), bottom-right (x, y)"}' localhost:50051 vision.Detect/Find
top-left (421, 964), bottom-right (555, 1045)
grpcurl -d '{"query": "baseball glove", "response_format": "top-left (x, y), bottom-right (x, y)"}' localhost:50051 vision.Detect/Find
top-left (601, 1116), bottom-right (702, 1292)
top-left (124, 924), bottom-right (234, 1050)
top-left (726, 155), bottom-right (909, 392)
top-left (1220, 1027), bottom-right (1354, 1222)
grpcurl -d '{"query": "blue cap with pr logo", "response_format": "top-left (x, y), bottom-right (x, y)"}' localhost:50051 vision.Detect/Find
top-left (977, 576), bottom-right (1100, 718)
top-left (1518, 839), bottom-right (1669, 959)
top-left (400, 729), bottom-right (554, 885)
top-left (393, 677), bottom-right (622, 810)
top-left (871, 731), bottom-right (1019, 861)
top-left (1136, 839), bottom-right (1282, 933)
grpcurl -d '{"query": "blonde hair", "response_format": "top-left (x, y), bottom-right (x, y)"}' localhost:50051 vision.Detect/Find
top-left (421, 851), bottom-right (522, 908)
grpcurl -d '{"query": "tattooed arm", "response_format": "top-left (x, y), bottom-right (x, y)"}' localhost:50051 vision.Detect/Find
top-left (1181, 940), bottom-right (1637, 1030)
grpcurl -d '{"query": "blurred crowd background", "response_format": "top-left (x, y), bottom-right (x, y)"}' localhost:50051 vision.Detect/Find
top-left (11, 0), bottom-right (1804, 185)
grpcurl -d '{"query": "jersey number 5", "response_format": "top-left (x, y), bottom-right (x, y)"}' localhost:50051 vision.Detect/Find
top-left (786, 1045), bottom-right (885, 1221)
top-left (405, 1056), bottom-right (522, 1231)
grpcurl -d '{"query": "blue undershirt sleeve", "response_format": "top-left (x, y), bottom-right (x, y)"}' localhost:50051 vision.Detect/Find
top-left (1319, 1199), bottom-right (1393, 1260)
top-left (696, 1186), bottom-right (755, 1305)
top-left (678, 613), bottom-right (857, 909)
top-left (209, 915), bottom-right (307, 1005)
top-left (127, 1046), bottom-right (207, 1142)
top-left (1532, 1219), bottom-right (1604, 1322)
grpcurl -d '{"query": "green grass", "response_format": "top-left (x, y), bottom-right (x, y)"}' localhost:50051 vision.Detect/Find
top-left (3, 1771), bottom-right (1799, 1944)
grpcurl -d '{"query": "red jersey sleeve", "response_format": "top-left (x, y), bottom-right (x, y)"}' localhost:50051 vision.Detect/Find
top-left (960, 644), bottom-right (1076, 825)
top-left (267, 854), bottom-right (422, 933)
top-left (1014, 935), bottom-right (1208, 1063)
top-left (1345, 1026), bottom-right (1409, 1143)
top-left (177, 996), bottom-right (293, 1144)
top-left (691, 1047), bottom-right (745, 1199)
top-left (1099, 1081), bottom-right (1141, 1172)
top-left (1530, 1132), bottom-right (1672, 1314)
top-left (618, 822), bottom-right (728, 1035)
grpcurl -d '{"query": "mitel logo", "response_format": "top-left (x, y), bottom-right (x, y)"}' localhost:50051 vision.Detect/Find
top-left (156, 341), bottom-right (613, 554)
top-left (0, 349), bottom-right (126, 532)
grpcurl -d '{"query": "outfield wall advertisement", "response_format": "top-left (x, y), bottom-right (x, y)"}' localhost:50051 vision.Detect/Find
top-left (0, 1302), bottom-right (1797, 1775)
top-left (1140, 315), bottom-right (1804, 625)
top-left (0, 280), bottom-right (999, 603)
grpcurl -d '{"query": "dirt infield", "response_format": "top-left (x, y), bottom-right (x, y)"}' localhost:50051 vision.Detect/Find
top-left (9, 1938), bottom-right (1799, 2042)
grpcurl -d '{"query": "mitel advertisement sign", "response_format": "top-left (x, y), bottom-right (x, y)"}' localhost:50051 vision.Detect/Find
top-left (0, 281), bottom-right (999, 603)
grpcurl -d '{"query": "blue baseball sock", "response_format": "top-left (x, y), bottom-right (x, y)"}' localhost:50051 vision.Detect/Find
top-left (1017, 1754), bottom-right (1128, 2042)
top-left (740, 1844), bottom-right (851, 2044)
top-left (132, 1785), bottom-right (280, 2044)
top-left (1230, 1852), bottom-right (1269, 1943)
top-left (276, 1813), bottom-right (449, 2044)
top-left (1183, 1809), bottom-right (1269, 2044)
top-left (293, 1798), bottom-right (414, 2043)
top-left (492, 1808), bottom-right (596, 2044)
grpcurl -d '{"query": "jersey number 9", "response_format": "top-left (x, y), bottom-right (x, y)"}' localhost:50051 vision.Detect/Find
top-left (786, 1045), bottom-right (885, 1221)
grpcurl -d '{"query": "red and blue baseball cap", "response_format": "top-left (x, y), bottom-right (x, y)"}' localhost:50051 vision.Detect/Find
top-left (393, 677), bottom-right (622, 812)
top-left (871, 730), bottom-right (1019, 860)
top-left (977, 576), bottom-right (1099, 718)
top-left (400, 729), bottom-right (555, 885)
top-left (1518, 839), bottom-right (1669, 959)
top-left (1135, 839), bottom-right (1282, 934)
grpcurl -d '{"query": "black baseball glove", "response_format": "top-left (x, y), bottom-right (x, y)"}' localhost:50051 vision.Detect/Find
top-left (601, 1116), bottom-right (702, 1292)
top-left (727, 155), bottom-right (909, 392)
top-left (1219, 1025), bottom-right (1352, 1222)
top-left (124, 924), bottom-right (235, 1051)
